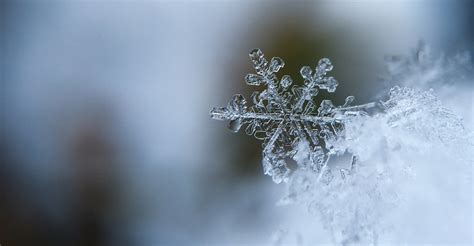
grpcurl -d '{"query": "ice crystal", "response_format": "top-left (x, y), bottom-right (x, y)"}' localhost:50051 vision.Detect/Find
top-left (210, 49), bottom-right (375, 183)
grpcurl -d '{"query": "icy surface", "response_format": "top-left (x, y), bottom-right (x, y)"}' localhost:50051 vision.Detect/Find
top-left (210, 49), bottom-right (375, 183)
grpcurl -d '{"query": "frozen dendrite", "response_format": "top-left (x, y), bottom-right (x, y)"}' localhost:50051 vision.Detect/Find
top-left (210, 49), bottom-right (375, 183)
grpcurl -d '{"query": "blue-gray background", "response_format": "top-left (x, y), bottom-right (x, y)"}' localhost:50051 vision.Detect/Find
top-left (1, 1), bottom-right (472, 245)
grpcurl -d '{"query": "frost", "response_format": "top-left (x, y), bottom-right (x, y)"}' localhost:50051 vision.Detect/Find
top-left (210, 49), bottom-right (375, 183)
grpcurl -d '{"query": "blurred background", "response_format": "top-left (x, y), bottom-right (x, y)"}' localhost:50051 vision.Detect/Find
top-left (1, 0), bottom-right (473, 245)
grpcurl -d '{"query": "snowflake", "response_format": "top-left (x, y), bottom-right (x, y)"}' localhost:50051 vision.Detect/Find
top-left (210, 49), bottom-right (375, 183)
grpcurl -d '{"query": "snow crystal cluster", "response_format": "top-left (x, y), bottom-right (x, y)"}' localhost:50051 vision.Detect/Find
top-left (282, 86), bottom-right (472, 244)
top-left (210, 47), bottom-right (472, 245)
top-left (210, 49), bottom-right (375, 183)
